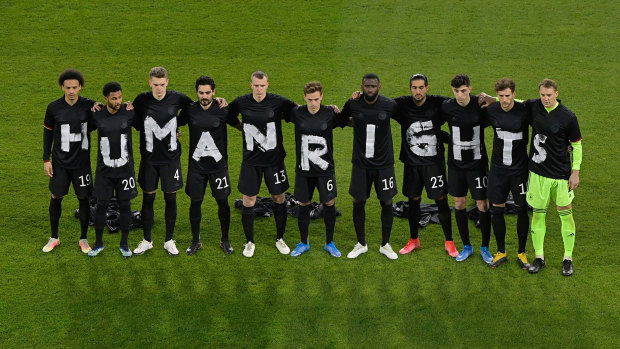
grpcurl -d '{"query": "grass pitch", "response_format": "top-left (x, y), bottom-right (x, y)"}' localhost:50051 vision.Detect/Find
top-left (1, 0), bottom-right (619, 347)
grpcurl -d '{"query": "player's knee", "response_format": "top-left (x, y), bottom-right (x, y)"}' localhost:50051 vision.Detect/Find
top-left (216, 198), bottom-right (229, 208)
top-left (380, 199), bottom-right (392, 207)
top-left (164, 192), bottom-right (176, 201)
top-left (324, 199), bottom-right (335, 207)
top-left (243, 195), bottom-right (257, 207)
top-left (409, 196), bottom-right (421, 201)
top-left (515, 205), bottom-right (528, 215)
top-left (453, 197), bottom-right (466, 209)
top-left (353, 199), bottom-right (366, 207)
top-left (557, 204), bottom-right (572, 211)
top-left (51, 194), bottom-right (64, 200)
top-left (118, 200), bottom-right (130, 209)
top-left (476, 199), bottom-right (489, 212)
top-left (271, 193), bottom-right (285, 204)
top-left (490, 205), bottom-right (504, 215)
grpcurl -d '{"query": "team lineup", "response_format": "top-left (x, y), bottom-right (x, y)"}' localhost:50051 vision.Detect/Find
top-left (41, 67), bottom-right (582, 276)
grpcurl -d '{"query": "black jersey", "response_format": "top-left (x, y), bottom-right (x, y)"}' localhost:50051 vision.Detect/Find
top-left (485, 101), bottom-right (531, 173)
top-left (89, 105), bottom-right (136, 178)
top-left (133, 90), bottom-right (192, 165)
top-left (342, 95), bottom-right (397, 169)
top-left (393, 95), bottom-right (448, 166)
top-left (525, 99), bottom-right (582, 180)
top-left (441, 95), bottom-right (488, 170)
top-left (226, 93), bottom-right (297, 166)
top-left (179, 101), bottom-right (234, 173)
top-left (43, 96), bottom-right (96, 169)
top-left (289, 105), bottom-right (349, 176)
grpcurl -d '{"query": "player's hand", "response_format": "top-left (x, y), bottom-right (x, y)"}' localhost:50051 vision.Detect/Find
top-left (329, 105), bottom-right (341, 113)
top-left (477, 93), bottom-right (495, 108)
top-left (216, 97), bottom-right (228, 108)
top-left (44, 162), bottom-right (53, 177)
top-left (176, 128), bottom-right (181, 138)
top-left (125, 101), bottom-right (134, 110)
top-left (351, 91), bottom-right (362, 100)
top-left (567, 144), bottom-right (573, 152)
top-left (569, 170), bottom-right (580, 190)
top-left (91, 102), bottom-right (103, 112)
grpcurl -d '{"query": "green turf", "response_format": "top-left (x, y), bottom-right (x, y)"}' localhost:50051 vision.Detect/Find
top-left (1, 0), bottom-right (619, 347)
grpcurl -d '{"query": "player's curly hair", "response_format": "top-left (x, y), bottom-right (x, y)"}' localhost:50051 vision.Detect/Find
top-left (103, 82), bottom-right (122, 97)
top-left (303, 81), bottom-right (322, 95)
top-left (58, 69), bottom-right (84, 86)
top-left (195, 76), bottom-right (216, 91)
top-left (451, 74), bottom-right (470, 88)
top-left (494, 78), bottom-right (516, 92)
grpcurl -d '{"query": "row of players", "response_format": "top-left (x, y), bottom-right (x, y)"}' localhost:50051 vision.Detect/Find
top-left (42, 68), bottom-right (582, 276)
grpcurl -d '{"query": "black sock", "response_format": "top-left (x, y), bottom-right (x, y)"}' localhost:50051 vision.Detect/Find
top-left (49, 197), bottom-right (62, 239)
top-left (516, 206), bottom-right (529, 254)
top-left (164, 192), bottom-right (177, 241)
top-left (78, 197), bottom-right (90, 239)
top-left (455, 208), bottom-right (470, 246)
top-left (274, 202), bottom-right (287, 240)
top-left (491, 206), bottom-right (506, 253)
top-left (323, 204), bottom-right (336, 244)
top-left (141, 192), bottom-right (155, 242)
top-left (480, 210), bottom-right (491, 248)
top-left (353, 201), bottom-right (366, 246)
top-left (297, 205), bottom-right (310, 244)
top-left (189, 200), bottom-right (202, 243)
top-left (242, 205), bottom-right (255, 242)
top-left (380, 200), bottom-right (393, 246)
top-left (436, 198), bottom-right (453, 241)
top-left (119, 200), bottom-right (131, 249)
top-left (94, 200), bottom-right (108, 248)
top-left (216, 199), bottom-right (230, 241)
top-left (408, 198), bottom-right (421, 239)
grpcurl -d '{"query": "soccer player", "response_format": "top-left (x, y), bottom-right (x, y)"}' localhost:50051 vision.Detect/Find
top-left (392, 74), bottom-right (459, 258)
top-left (226, 71), bottom-right (297, 257)
top-left (179, 76), bottom-right (240, 255)
top-left (42, 69), bottom-right (96, 253)
top-left (525, 79), bottom-right (582, 276)
top-left (343, 73), bottom-right (399, 260)
top-left (441, 74), bottom-right (493, 263)
top-left (484, 78), bottom-right (531, 269)
top-left (288, 81), bottom-right (349, 257)
top-left (87, 82), bottom-right (138, 257)
top-left (132, 67), bottom-right (192, 256)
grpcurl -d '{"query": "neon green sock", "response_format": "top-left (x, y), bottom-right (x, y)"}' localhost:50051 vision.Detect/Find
top-left (531, 208), bottom-right (547, 256)
top-left (559, 209), bottom-right (575, 258)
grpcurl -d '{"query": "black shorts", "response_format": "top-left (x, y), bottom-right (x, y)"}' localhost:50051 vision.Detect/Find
top-left (94, 173), bottom-right (139, 201)
top-left (448, 163), bottom-right (488, 200)
top-left (487, 168), bottom-right (528, 206)
top-left (402, 164), bottom-right (447, 200)
top-left (294, 173), bottom-right (337, 203)
top-left (185, 166), bottom-right (231, 201)
top-left (138, 159), bottom-right (183, 193)
top-left (49, 164), bottom-right (92, 198)
top-left (237, 161), bottom-right (289, 196)
top-left (348, 164), bottom-right (397, 202)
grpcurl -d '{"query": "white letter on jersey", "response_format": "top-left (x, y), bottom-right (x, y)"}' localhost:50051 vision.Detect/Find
top-left (192, 131), bottom-right (223, 162)
top-left (406, 121), bottom-right (437, 157)
top-left (496, 129), bottom-right (523, 166)
top-left (452, 125), bottom-right (481, 161)
top-left (301, 135), bottom-right (329, 171)
top-left (532, 134), bottom-right (547, 164)
top-left (244, 122), bottom-right (276, 152)
top-left (365, 124), bottom-right (376, 158)
top-left (100, 134), bottom-right (128, 168)
top-left (60, 122), bottom-right (88, 152)
top-left (144, 116), bottom-right (177, 153)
